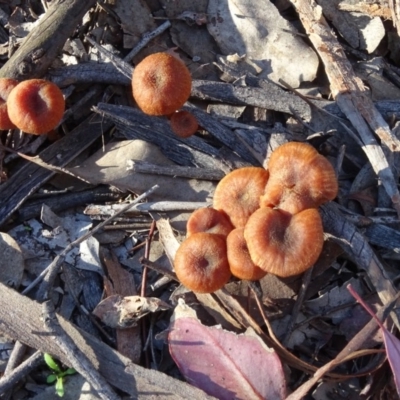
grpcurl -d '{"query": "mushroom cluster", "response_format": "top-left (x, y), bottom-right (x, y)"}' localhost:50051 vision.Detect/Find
top-left (174, 142), bottom-right (338, 293)
top-left (0, 78), bottom-right (65, 135)
top-left (131, 52), bottom-right (198, 138)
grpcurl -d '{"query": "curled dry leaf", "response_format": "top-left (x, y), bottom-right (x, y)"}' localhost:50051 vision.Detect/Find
top-left (93, 294), bottom-right (171, 329)
top-left (168, 299), bottom-right (286, 400)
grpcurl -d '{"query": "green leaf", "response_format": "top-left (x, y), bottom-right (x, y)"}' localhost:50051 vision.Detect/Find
top-left (64, 368), bottom-right (76, 376)
top-left (55, 377), bottom-right (65, 397)
top-left (44, 353), bottom-right (62, 373)
top-left (46, 374), bottom-right (57, 384)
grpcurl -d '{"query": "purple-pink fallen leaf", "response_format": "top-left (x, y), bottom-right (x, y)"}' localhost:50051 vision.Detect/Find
top-left (348, 284), bottom-right (400, 396)
top-left (168, 299), bottom-right (286, 400)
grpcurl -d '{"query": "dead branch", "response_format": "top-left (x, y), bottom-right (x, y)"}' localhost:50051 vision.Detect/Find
top-left (0, 0), bottom-right (96, 80)
top-left (127, 160), bottom-right (225, 180)
top-left (0, 350), bottom-right (43, 395)
top-left (0, 283), bottom-right (215, 399)
top-left (290, 0), bottom-right (400, 217)
top-left (42, 300), bottom-right (120, 400)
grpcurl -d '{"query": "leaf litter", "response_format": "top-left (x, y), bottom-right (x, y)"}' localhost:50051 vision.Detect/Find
top-left (0, 0), bottom-right (400, 399)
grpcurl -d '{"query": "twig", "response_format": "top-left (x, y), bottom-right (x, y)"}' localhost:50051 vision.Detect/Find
top-left (42, 301), bottom-right (120, 400)
top-left (1, 341), bottom-right (36, 399)
top-left (127, 160), bottom-right (225, 180)
top-left (286, 291), bottom-right (400, 400)
top-left (0, 350), bottom-right (43, 395)
top-left (0, 283), bottom-right (214, 399)
top-left (320, 202), bottom-right (400, 328)
top-left (289, 0), bottom-right (400, 217)
top-left (389, 0), bottom-right (400, 35)
top-left (124, 21), bottom-right (171, 62)
top-left (140, 220), bottom-right (157, 297)
top-left (85, 36), bottom-right (133, 79)
top-left (0, 0), bottom-right (97, 79)
top-left (215, 288), bottom-right (347, 379)
top-left (23, 185), bottom-right (159, 299)
top-left (140, 220), bottom-right (157, 369)
top-left (84, 201), bottom-right (211, 216)
top-left (282, 266), bottom-right (313, 346)
top-left (150, 275), bottom-right (173, 291)
top-left (18, 186), bottom-right (122, 221)
top-left (140, 257), bottom-right (178, 282)
top-left (3, 341), bottom-right (27, 377)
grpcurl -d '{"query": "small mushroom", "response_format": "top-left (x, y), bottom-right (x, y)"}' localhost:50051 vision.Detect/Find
top-left (169, 110), bottom-right (198, 138)
top-left (213, 167), bottom-right (269, 228)
top-left (187, 207), bottom-right (234, 238)
top-left (0, 78), bottom-right (18, 130)
top-left (174, 232), bottom-right (231, 293)
top-left (244, 207), bottom-right (324, 277)
top-left (132, 52), bottom-right (192, 116)
top-left (7, 79), bottom-right (65, 135)
top-left (259, 142), bottom-right (338, 214)
top-left (227, 228), bottom-right (267, 281)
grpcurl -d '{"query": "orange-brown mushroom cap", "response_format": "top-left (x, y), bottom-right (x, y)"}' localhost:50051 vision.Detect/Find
top-left (213, 167), bottom-right (269, 228)
top-left (7, 79), bottom-right (65, 135)
top-left (187, 207), bottom-right (234, 238)
top-left (132, 52), bottom-right (192, 116)
top-left (227, 228), bottom-right (267, 281)
top-left (170, 110), bottom-right (198, 138)
top-left (174, 232), bottom-right (231, 293)
top-left (0, 78), bottom-right (18, 130)
top-left (259, 142), bottom-right (338, 215)
top-left (244, 207), bottom-right (324, 277)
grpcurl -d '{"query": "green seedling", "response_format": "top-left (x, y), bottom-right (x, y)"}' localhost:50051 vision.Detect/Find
top-left (44, 353), bottom-right (76, 397)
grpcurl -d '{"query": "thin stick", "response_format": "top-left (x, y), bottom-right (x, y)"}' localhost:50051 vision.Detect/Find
top-left (282, 266), bottom-right (313, 346)
top-left (85, 36), bottom-right (133, 79)
top-left (0, 351), bottom-right (43, 395)
top-left (286, 291), bottom-right (400, 400)
top-left (124, 21), bottom-right (171, 62)
top-left (140, 220), bottom-right (157, 297)
top-left (140, 257), bottom-right (178, 282)
top-left (127, 160), bottom-right (225, 181)
top-left (140, 220), bottom-right (157, 368)
top-left (23, 185), bottom-right (159, 298)
top-left (1, 341), bottom-right (27, 400)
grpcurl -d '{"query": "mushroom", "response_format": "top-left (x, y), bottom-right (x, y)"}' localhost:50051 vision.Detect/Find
top-left (0, 78), bottom-right (18, 130)
top-left (187, 207), bottom-right (234, 238)
top-left (244, 207), bottom-right (324, 277)
top-left (226, 228), bottom-right (267, 281)
top-left (7, 79), bottom-right (65, 135)
top-left (213, 167), bottom-right (269, 228)
top-left (169, 110), bottom-right (198, 138)
top-left (259, 142), bottom-right (338, 215)
top-left (174, 232), bottom-right (231, 293)
top-left (132, 52), bottom-right (192, 116)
